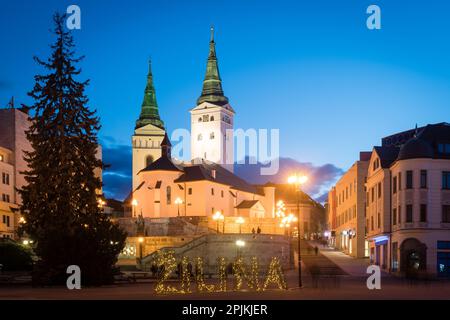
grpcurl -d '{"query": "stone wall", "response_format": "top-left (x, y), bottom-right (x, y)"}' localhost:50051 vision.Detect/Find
top-left (140, 234), bottom-right (292, 274)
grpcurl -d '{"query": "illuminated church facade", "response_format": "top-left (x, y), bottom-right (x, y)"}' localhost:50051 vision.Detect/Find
top-left (130, 28), bottom-right (275, 219)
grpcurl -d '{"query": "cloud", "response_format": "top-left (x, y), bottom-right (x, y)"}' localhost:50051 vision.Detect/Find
top-left (101, 142), bottom-right (132, 200)
top-left (235, 157), bottom-right (343, 203)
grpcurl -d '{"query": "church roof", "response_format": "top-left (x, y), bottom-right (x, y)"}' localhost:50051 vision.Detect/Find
top-left (139, 155), bottom-right (183, 173)
top-left (196, 27), bottom-right (229, 107)
top-left (135, 60), bottom-right (165, 130)
top-left (174, 161), bottom-right (264, 195)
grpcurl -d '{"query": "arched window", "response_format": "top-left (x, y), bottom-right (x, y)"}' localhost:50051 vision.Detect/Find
top-left (210, 132), bottom-right (215, 139)
top-left (210, 116), bottom-right (214, 121)
top-left (166, 186), bottom-right (171, 204)
top-left (198, 117), bottom-right (202, 122)
top-left (198, 134), bottom-right (203, 141)
top-left (146, 155), bottom-right (154, 167)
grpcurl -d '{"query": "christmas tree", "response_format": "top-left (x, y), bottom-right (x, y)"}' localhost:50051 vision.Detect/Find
top-left (19, 13), bottom-right (126, 286)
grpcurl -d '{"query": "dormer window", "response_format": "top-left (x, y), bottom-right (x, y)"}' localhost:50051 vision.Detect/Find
top-left (373, 158), bottom-right (380, 171)
top-left (438, 143), bottom-right (450, 154)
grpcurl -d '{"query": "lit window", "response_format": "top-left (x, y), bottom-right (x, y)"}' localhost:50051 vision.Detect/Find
top-left (166, 186), bottom-right (171, 204)
top-left (0, 155), bottom-right (3, 162)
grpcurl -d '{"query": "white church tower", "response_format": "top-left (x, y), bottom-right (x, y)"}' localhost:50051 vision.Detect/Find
top-left (190, 27), bottom-right (235, 172)
top-left (132, 60), bottom-right (166, 190)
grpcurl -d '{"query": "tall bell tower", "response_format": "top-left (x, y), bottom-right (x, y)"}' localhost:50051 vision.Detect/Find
top-left (190, 27), bottom-right (235, 172)
top-left (132, 60), bottom-right (166, 190)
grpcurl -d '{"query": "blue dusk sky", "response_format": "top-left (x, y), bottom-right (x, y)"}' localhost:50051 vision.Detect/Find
top-left (1, 0), bottom-right (449, 200)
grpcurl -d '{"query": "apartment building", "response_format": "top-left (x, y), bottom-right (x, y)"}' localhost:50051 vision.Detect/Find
top-left (329, 152), bottom-right (370, 258)
top-left (366, 123), bottom-right (450, 277)
top-left (0, 146), bottom-right (17, 239)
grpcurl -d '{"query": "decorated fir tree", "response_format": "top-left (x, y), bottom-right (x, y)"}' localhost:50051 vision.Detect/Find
top-left (19, 13), bottom-right (126, 285)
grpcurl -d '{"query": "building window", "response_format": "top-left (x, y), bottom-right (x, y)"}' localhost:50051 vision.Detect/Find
top-left (398, 205), bottom-right (401, 224)
top-left (2, 173), bottom-right (10, 185)
top-left (393, 208), bottom-right (397, 225)
top-left (2, 194), bottom-right (10, 203)
top-left (198, 117), bottom-right (202, 122)
top-left (438, 143), bottom-right (450, 154)
top-left (210, 132), bottom-right (215, 139)
top-left (371, 187), bottom-right (375, 203)
top-left (392, 242), bottom-right (398, 272)
top-left (377, 212), bottom-right (381, 228)
top-left (420, 204), bottom-right (427, 222)
top-left (166, 186), bottom-right (171, 204)
top-left (2, 215), bottom-right (10, 227)
top-left (420, 170), bottom-right (427, 189)
top-left (0, 155), bottom-right (3, 162)
top-left (442, 205), bottom-right (450, 223)
top-left (197, 134), bottom-right (203, 141)
top-left (188, 188), bottom-right (192, 195)
top-left (202, 115), bottom-right (209, 122)
top-left (398, 172), bottom-right (402, 190)
top-left (392, 176), bottom-right (397, 194)
top-left (437, 251), bottom-right (450, 278)
top-left (443, 172), bottom-right (450, 190)
top-left (210, 116), bottom-right (214, 121)
top-left (371, 216), bottom-right (374, 231)
top-left (406, 170), bottom-right (413, 189)
top-left (221, 190), bottom-right (224, 198)
top-left (406, 205), bottom-right (413, 222)
top-left (378, 182), bottom-right (382, 198)
top-left (211, 188), bottom-right (214, 196)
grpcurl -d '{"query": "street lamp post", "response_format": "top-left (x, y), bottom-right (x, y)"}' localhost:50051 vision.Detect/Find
top-left (138, 237), bottom-right (144, 266)
top-left (236, 217), bottom-right (245, 234)
top-left (175, 197), bottom-right (183, 217)
top-left (212, 211), bottom-right (224, 233)
top-left (131, 199), bottom-right (138, 218)
top-left (288, 173), bottom-right (308, 288)
top-left (235, 239), bottom-right (245, 258)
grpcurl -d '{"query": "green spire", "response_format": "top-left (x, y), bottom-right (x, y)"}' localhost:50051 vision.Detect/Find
top-left (197, 27), bottom-right (229, 106)
top-left (136, 59), bottom-right (164, 129)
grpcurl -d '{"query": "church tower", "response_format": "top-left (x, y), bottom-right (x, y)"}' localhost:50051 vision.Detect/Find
top-left (190, 27), bottom-right (235, 172)
top-left (132, 60), bottom-right (166, 190)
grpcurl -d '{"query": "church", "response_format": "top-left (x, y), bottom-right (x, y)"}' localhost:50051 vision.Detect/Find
top-left (129, 28), bottom-right (276, 219)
